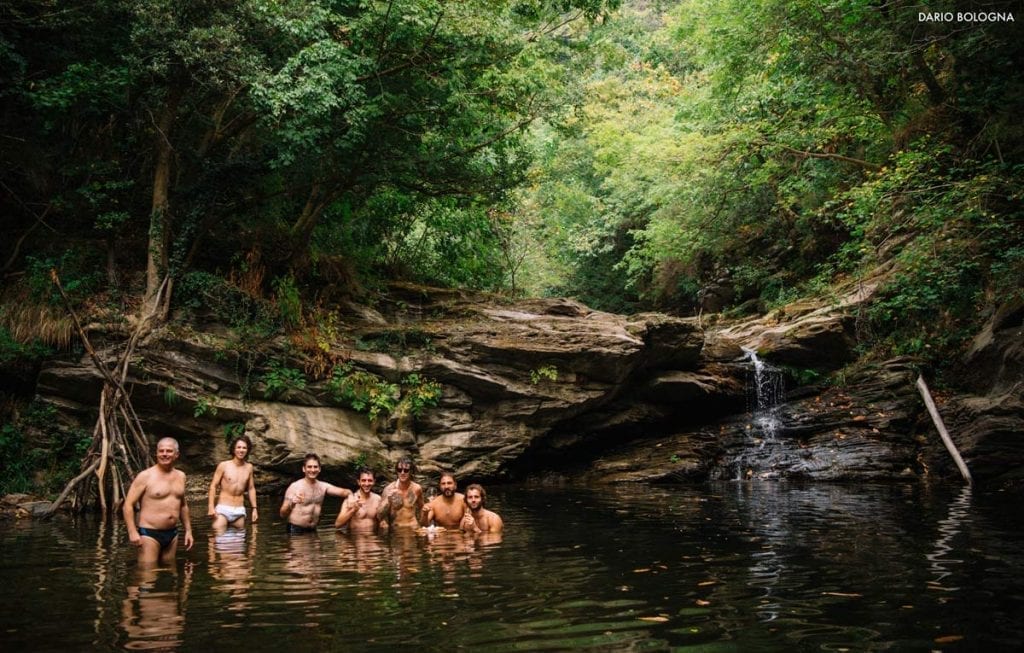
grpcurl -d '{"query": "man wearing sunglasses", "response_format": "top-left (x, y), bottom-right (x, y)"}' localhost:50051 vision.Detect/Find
top-left (377, 458), bottom-right (424, 530)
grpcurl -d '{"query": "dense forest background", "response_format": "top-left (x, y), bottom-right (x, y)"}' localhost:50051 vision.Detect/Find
top-left (2, 1), bottom-right (1022, 490)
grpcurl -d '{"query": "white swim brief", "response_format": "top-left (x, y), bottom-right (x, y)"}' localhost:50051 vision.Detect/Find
top-left (215, 504), bottom-right (247, 521)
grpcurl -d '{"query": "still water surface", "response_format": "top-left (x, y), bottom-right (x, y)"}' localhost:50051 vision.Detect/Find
top-left (1, 482), bottom-right (1022, 652)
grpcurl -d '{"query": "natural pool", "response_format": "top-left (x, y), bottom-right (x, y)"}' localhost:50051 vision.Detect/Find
top-left (1, 482), bottom-right (1021, 651)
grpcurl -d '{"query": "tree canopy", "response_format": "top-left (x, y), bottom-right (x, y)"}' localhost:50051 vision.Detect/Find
top-left (514, 0), bottom-right (1023, 359)
top-left (2, 0), bottom-right (1021, 368)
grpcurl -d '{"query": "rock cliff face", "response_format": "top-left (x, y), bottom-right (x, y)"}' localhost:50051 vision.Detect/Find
top-left (34, 285), bottom-right (1022, 487)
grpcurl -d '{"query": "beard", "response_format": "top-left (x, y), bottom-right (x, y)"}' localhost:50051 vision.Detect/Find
top-left (442, 488), bottom-right (454, 497)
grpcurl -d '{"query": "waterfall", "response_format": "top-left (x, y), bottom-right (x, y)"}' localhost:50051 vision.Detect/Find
top-left (731, 347), bottom-right (787, 480)
top-left (743, 347), bottom-right (785, 441)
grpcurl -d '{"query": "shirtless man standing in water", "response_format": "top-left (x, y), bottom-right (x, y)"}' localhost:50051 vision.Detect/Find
top-left (279, 453), bottom-right (351, 534)
top-left (461, 483), bottom-right (504, 534)
top-left (377, 458), bottom-right (424, 530)
top-left (207, 435), bottom-right (258, 531)
top-left (422, 472), bottom-right (467, 529)
top-left (334, 468), bottom-right (385, 533)
top-left (123, 437), bottom-right (194, 566)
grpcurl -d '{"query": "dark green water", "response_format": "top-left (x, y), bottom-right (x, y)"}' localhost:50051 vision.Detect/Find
top-left (1, 482), bottom-right (1021, 652)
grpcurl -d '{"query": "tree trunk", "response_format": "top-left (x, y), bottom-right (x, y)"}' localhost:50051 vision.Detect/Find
top-left (288, 183), bottom-right (330, 267)
top-left (143, 85), bottom-right (184, 322)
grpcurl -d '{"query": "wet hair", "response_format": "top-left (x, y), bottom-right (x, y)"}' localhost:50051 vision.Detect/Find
top-left (394, 457), bottom-right (415, 472)
top-left (439, 472), bottom-right (457, 485)
top-left (303, 452), bottom-right (321, 466)
top-left (230, 434), bottom-right (253, 459)
top-left (357, 467), bottom-right (375, 479)
top-left (466, 483), bottom-right (486, 505)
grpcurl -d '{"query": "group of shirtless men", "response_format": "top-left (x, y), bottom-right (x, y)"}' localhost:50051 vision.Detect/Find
top-left (123, 435), bottom-right (503, 566)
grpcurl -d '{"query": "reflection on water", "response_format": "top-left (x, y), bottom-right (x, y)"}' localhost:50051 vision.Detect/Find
top-left (1, 482), bottom-right (1022, 651)
top-left (928, 485), bottom-right (972, 592)
top-left (121, 566), bottom-right (191, 651)
top-left (208, 526), bottom-right (254, 616)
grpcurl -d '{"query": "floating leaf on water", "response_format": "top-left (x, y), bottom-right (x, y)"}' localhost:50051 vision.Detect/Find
top-left (821, 592), bottom-right (862, 598)
top-left (695, 599), bottom-right (711, 606)
top-left (638, 616), bottom-right (669, 623)
top-left (934, 635), bottom-right (964, 644)
top-left (698, 580), bottom-right (717, 586)
top-left (677, 607), bottom-right (710, 616)
top-left (632, 568), bottom-right (651, 573)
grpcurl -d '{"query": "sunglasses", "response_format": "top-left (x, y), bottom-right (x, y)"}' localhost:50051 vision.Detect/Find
top-left (396, 467), bottom-right (412, 473)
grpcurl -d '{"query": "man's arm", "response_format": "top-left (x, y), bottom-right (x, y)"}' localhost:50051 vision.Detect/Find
top-left (325, 483), bottom-right (352, 499)
top-left (122, 472), bottom-right (147, 545)
top-left (280, 485), bottom-right (296, 518)
top-left (334, 494), bottom-right (357, 529)
top-left (179, 487), bottom-right (194, 550)
top-left (415, 486), bottom-right (426, 526)
top-left (377, 490), bottom-right (393, 521)
top-left (247, 464), bottom-right (259, 523)
top-left (208, 463), bottom-right (225, 516)
top-left (490, 513), bottom-right (504, 534)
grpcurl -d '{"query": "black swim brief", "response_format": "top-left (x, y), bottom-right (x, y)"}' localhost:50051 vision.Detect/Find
top-left (138, 526), bottom-right (179, 550)
top-left (286, 523), bottom-right (318, 535)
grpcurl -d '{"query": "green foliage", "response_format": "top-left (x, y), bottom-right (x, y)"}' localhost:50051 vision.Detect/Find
top-left (351, 451), bottom-right (369, 471)
top-left (530, 364), bottom-right (559, 384)
top-left (513, 0), bottom-right (1024, 371)
top-left (397, 373), bottom-right (444, 418)
top-left (176, 271), bottom-right (279, 334)
top-left (194, 395), bottom-right (219, 418)
top-left (781, 366), bottom-right (822, 387)
top-left (260, 360), bottom-right (308, 399)
top-left (354, 329), bottom-right (434, 355)
top-left (272, 275), bottom-right (303, 329)
top-left (326, 363), bottom-right (398, 421)
top-left (0, 325), bottom-right (54, 366)
top-left (838, 146), bottom-right (1024, 358)
top-left (0, 402), bottom-right (91, 497)
top-left (222, 422), bottom-right (245, 444)
top-left (163, 386), bottom-right (179, 407)
top-left (2, 0), bottom-right (623, 316)
top-left (325, 364), bottom-right (443, 421)
top-left (25, 252), bottom-right (104, 307)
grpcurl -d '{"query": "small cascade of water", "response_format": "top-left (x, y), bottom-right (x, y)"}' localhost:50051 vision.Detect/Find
top-left (743, 347), bottom-right (785, 440)
top-left (734, 347), bottom-right (787, 480)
